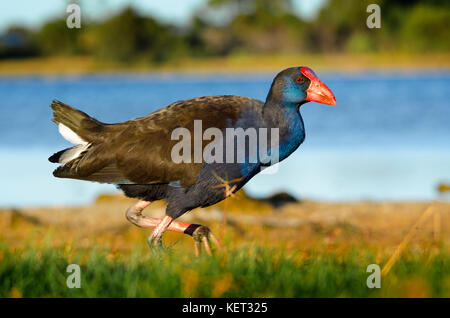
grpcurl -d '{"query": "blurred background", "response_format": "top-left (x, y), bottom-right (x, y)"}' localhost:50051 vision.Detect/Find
top-left (0, 0), bottom-right (449, 206)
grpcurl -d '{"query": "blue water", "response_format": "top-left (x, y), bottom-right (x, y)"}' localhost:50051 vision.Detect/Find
top-left (0, 71), bottom-right (449, 207)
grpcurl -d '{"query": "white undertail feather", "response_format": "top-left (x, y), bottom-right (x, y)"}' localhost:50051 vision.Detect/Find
top-left (57, 123), bottom-right (90, 164)
top-left (59, 144), bottom-right (90, 164)
top-left (58, 123), bottom-right (87, 145)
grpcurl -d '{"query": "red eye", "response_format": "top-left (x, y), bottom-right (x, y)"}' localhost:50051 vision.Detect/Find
top-left (296, 76), bottom-right (303, 84)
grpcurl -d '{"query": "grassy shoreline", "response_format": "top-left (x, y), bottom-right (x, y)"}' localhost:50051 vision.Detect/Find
top-left (1, 244), bottom-right (447, 297)
top-left (1, 53), bottom-right (449, 76)
top-left (1, 198), bottom-right (448, 297)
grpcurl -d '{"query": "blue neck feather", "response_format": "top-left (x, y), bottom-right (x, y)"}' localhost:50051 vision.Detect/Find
top-left (238, 79), bottom-right (307, 175)
top-left (277, 102), bottom-right (305, 162)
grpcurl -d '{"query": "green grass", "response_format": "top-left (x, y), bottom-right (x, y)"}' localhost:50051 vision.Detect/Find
top-left (0, 244), bottom-right (448, 298)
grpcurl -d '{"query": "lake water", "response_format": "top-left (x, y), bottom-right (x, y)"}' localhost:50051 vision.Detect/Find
top-left (0, 71), bottom-right (449, 207)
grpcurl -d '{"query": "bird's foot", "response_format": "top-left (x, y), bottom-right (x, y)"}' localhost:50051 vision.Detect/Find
top-left (192, 225), bottom-right (221, 256)
top-left (147, 235), bottom-right (163, 249)
top-left (146, 215), bottom-right (173, 252)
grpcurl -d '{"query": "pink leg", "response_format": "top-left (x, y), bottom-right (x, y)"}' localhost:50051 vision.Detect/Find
top-left (125, 200), bottom-right (220, 254)
top-left (147, 215), bottom-right (174, 246)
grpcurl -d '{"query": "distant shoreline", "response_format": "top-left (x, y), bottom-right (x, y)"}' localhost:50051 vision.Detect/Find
top-left (0, 53), bottom-right (449, 76)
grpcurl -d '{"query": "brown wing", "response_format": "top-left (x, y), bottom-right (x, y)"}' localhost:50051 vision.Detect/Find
top-left (54, 95), bottom-right (263, 186)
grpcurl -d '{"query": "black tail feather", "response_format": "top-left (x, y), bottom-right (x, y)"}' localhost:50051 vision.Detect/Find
top-left (48, 149), bottom-right (68, 163)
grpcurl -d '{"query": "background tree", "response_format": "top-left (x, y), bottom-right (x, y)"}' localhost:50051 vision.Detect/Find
top-left (0, 0), bottom-right (448, 61)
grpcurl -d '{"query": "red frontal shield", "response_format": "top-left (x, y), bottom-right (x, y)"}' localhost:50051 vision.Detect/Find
top-left (301, 67), bottom-right (336, 105)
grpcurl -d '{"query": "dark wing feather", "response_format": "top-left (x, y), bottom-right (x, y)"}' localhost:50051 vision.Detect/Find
top-left (54, 95), bottom-right (263, 186)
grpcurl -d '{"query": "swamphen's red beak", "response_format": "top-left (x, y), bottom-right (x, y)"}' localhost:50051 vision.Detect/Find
top-left (301, 67), bottom-right (337, 105)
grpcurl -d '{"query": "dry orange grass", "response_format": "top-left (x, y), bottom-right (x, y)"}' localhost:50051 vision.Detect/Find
top-left (0, 194), bottom-right (448, 298)
top-left (1, 193), bottom-right (448, 257)
top-left (1, 52), bottom-right (449, 77)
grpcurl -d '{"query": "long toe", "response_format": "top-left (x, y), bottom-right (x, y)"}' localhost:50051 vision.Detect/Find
top-left (147, 235), bottom-right (163, 249)
top-left (192, 225), bottom-right (220, 256)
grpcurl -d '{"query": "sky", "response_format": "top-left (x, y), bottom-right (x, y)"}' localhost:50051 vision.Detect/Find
top-left (0, 0), bottom-right (326, 32)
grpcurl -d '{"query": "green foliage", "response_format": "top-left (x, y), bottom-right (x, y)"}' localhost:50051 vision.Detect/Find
top-left (400, 4), bottom-right (450, 52)
top-left (37, 19), bottom-right (82, 55)
top-left (92, 7), bottom-right (186, 63)
top-left (0, 0), bottom-right (448, 61)
top-left (0, 245), bottom-right (448, 297)
top-left (315, 0), bottom-right (450, 53)
top-left (346, 33), bottom-right (377, 53)
top-left (194, 0), bottom-right (309, 55)
top-left (313, 0), bottom-right (384, 52)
